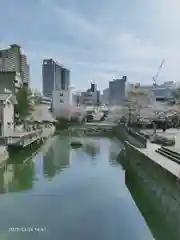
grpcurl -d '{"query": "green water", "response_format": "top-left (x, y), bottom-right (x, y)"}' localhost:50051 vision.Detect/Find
top-left (0, 136), bottom-right (156, 240)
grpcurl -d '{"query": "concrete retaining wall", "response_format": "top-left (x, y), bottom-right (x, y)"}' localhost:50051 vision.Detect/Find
top-left (125, 168), bottom-right (180, 239)
top-left (114, 124), bottom-right (147, 148)
top-left (124, 141), bottom-right (180, 236)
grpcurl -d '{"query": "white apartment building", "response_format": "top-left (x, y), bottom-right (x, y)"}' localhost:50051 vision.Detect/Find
top-left (0, 93), bottom-right (17, 136)
top-left (52, 88), bottom-right (72, 119)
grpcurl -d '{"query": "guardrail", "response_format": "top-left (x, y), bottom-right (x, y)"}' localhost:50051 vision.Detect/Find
top-left (6, 129), bottom-right (43, 147)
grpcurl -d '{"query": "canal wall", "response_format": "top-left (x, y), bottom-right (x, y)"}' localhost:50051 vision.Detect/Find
top-left (123, 141), bottom-right (180, 236)
top-left (113, 124), bottom-right (147, 148)
top-left (125, 168), bottom-right (180, 240)
top-left (57, 125), bottom-right (114, 138)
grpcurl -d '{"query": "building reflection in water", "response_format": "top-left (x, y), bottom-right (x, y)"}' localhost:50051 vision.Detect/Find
top-left (108, 141), bottom-right (122, 166)
top-left (43, 136), bottom-right (70, 179)
top-left (34, 152), bottom-right (44, 181)
top-left (0, 160), bottom-right (34, 193)
top-left (0, 164), bottom-right (6, 193)
top-left (125, 169), bottom-right (179, 240)
top-left (0, 136), bottom-right (71, 192)
top-left (11, 160), bottom-right (34, 192)
top-left (83, 141), bottom-right (100, 159)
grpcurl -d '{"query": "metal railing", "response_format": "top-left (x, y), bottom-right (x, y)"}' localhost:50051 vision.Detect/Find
top-left (6, 129), bottom-right (43, 146)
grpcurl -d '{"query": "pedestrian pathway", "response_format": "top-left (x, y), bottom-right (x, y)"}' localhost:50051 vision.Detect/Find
top-left (141, 128), bottom-right (180, 141)
top-left (138, 141), bottom-right (180, 179)
top-left (130, 129), bottom-right (180, 179)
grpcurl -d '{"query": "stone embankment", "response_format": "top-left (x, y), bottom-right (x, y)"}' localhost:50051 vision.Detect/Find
top-left (61, 125), bottom-right (113, 137)
top-left (113, 124), bottom-right (147, 148)
top-left (119, 142), bottom-right (180, 238)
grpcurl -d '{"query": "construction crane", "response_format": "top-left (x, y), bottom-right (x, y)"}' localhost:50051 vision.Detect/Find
top-left (152, 59), bottom-right (165, 86)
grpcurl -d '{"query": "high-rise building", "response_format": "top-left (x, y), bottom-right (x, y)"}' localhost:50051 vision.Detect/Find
top-left (61, 67), bottom-right (70, 90)
top-left (0, 44), bottom-right (21, 72)
top-left (0, 72), bottom-right (22, 93)
top-left (109, 76), bottom-right (127, 105)
top-left (43, 59), bottom-right (60, 98)
top-left (102, 88), bottom-right (109, 105)
top-left (0, 44), bottom-right (30, 87)
top-left (91, 83), bottom-right (97, 92)
top-left (42, 59), bottom-right (70, 98)
top-left (20, 54), bottom-right (30, 87)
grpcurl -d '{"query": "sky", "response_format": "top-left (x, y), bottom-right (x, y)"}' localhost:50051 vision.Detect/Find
top-left (0, 0), bottom-right (180, 92)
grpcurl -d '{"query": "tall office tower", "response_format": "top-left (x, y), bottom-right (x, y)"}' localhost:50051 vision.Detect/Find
top-left (91, 83), bottom-right (97, 92)
top-left (109, 76), bottom-right (127, 105)
top-left (42, 59), bottom-right (63, 98)
top-left (0, 44), bottom-right (30, 87)
top-left (61, 67), bottom-right (70, 90)
top-left (20, 54), bottom-right (30, 87)
top-left (102, 88), bottom-right (109, 105)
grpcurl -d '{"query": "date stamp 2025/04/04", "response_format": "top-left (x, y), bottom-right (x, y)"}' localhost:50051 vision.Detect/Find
top-left (9, 227), bottom-right (47, 232)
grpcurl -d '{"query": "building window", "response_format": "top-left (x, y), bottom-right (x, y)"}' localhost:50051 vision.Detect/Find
top-left (60, 100), bottom-right (64, 103)
top-left (59, 93), bottom-right (63, 96)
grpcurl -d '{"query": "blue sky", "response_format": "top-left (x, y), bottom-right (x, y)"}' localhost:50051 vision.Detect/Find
top-left (1, 0), bottom-right (180, 92)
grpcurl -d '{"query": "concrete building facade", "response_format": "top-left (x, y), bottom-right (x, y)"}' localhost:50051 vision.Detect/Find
top-left (80, 90), bottom-right (100, 105)
top-left (79, 82), bottom-right (100, 106)
top-left (52, 89), bottom-right (72, 119)
top-left (0, 93), bottom-right (17, 136)
top-left (109, 76), bottom-right (127, 105)
top-left (20, 54), bottom-right (30, 87)
top-left (61, 68), bottom-right (70, 90)
top-left (0, 44), bottom-right (30, 87)
top-left (42, 59), bottom-right (70, 99)
top-left (140, 81), bottom-right (177, 101)
top-left (102, 88), bottom-right (109, 105)
top-left (0, 72), bottom-right (22, 94)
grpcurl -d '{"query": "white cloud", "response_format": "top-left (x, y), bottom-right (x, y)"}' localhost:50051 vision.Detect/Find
top-left (42, 1), bottom-right (180, 87)
top-left (2, 0), bottom-right (180, 90)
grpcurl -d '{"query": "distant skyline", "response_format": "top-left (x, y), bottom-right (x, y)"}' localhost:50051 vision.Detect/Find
top-left (0, 0), bottom-right (180, 91)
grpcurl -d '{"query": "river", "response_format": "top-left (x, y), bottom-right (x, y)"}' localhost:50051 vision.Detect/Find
top-left (0, 136), bottom-right (157, 240)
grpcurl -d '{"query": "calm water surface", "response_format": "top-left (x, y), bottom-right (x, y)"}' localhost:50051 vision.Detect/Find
top-left (0, 136), bottom-right (155, 240)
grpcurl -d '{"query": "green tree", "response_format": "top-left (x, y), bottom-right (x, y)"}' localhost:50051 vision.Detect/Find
top-left (15, 87), bottom-right (34, 120)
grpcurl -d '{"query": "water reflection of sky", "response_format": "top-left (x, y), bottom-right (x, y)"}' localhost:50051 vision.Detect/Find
top-left (33, 152), bottom-right (44, 180)
top-left (0, 137), bottom-right (155, 240)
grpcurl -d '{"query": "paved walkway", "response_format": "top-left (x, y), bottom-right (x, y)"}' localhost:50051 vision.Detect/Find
top-left (137, 129), bottom-right (180, 179)
top-left (132, 139), bottom-right (180, 179)
top-left (141, 128), bottom-right (180, 143)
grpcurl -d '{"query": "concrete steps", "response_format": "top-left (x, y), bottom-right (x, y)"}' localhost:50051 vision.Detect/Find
top-left (155, 147), bottom-right (180, 164)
